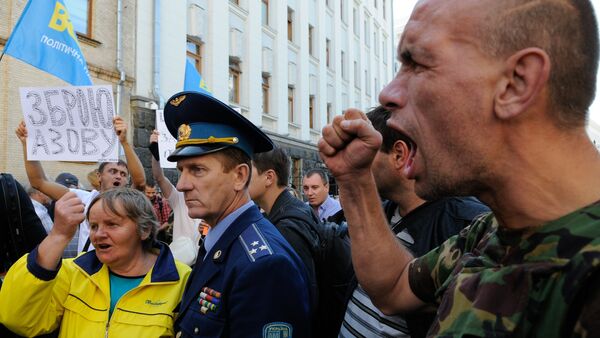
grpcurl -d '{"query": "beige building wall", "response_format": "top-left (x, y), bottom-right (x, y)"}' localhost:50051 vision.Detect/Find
top-left (0, 0), bottom-right (136, 188)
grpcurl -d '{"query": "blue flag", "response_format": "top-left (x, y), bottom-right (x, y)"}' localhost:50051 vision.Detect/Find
top-left (184, 59), bottom-right (211, 95)
top-left (2, 0), bottom-right (92, 86)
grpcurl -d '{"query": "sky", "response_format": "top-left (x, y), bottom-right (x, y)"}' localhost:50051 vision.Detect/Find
top-left (392, 0), bottom-right (600, 124)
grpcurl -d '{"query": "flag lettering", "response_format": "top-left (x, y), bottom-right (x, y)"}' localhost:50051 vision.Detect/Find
top-left (48, 1), bottom-right (77, 42)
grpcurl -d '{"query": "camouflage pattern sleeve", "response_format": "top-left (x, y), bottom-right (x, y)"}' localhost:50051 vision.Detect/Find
top-left (408, 213), bottom-right (495, 304)
top-left (572, 270), bottom-right (600, 337)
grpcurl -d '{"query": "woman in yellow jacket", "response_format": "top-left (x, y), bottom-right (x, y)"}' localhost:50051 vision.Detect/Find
top-left (0, 188), bottom-right (191, 337)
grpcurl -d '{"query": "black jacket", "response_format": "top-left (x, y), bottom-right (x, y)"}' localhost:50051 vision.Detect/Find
top-left (0, 173), bottom-right (47, 273)
top-left (266, 190), bottom-right (323, 332)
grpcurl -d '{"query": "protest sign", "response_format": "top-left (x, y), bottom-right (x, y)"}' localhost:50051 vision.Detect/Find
top-left (156, 110), bottom-right (177, 168)
top-left (19, 85), bottom-right (119, 162)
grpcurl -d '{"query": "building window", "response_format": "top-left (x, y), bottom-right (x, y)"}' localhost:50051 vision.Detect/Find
top-left (374, 31), bottom-right (379, 55)
top-left (326, 39), bottom-right (331, 68)
top-left (365, 70), bottom-right (370, 95)
top-left (230, 0), bottom-right (239, 5)
top-left (186, 38), bottom-right (203, 73)
top-left (341, 51), bottom-right (346, 79)
top-left (354, 61), bottom-right (359, 88)
top-left (353, 8), bottom-right (359, 36)
top-left (64, 0), bottom-right (92, 37)
top-left (262, 74), bottom-right (270, 114)
top-left (382, 37), bottom-right (387, 63)
top-left (309, 95), bottom-right (315, 129)
top-left (364, 16), bottom-right (370, 46)
top-left (383, 0), bottom-right (386, 19)
top-left (340, 0), bottom-right (346, 23)
top-left (374, 0), bottom-right (378, 8)
top-left (287, 8), bottom-right (294, 42)
top-left (309, 25), bottom-right (315, 56)
top-left (327, 103), bottom-right (333, 124)
top-left (288, 86), bottom-right (295, 122)
top-left (261, 0), bottom-right (269, 26)
top-left (229, 60), bottom-right (241, 104)
top-left (291, 157), bottom-right (302, 194)
top-left (326, 0), bottom-right (332, 9)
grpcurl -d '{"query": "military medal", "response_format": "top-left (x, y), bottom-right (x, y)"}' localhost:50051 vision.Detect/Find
top-left (198, 287), bottom-right (222, 314)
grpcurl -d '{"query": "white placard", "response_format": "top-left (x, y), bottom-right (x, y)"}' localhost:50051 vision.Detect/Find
top-left (156, 109), bottom-right (177, 168)
top-left (20, 85), bottom-right (119, 162)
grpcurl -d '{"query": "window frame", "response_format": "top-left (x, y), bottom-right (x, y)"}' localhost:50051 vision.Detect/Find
top-left (229, 61), bottom-right (241, 104)
top-left (262, 74), bottom-right (270, 114)
top-left (288, 86), bottom-right (295, 123)
top-left (326, 39), bottom-right (331, 68)
top-left (309, 95), bottom-right (315, 129)
top-left (261, 0), bottom-right (269, 26)
top-left (287, 8), bottom-right (294, 42)
top-left (186, 38), bottom-right (203, 74)
top-left (65, 0), bottom-right (93, 38)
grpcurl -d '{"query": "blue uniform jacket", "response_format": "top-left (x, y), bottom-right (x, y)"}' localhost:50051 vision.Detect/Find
top-left (175, 205), bottom-right (312, 337)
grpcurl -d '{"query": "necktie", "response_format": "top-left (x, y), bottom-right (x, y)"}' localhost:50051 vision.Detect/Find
top-left (197, 237), bottom-right (207, 263)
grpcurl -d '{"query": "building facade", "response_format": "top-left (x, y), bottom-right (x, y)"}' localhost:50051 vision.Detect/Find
top-left (136, 0), bottom-right (395, 189)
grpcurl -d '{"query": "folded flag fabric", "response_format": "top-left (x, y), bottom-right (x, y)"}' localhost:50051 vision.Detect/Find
top-left (184, 59), bottom-right (211, 95)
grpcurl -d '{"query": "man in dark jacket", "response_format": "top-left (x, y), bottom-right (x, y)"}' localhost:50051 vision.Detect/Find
top-left (250, 148), bottom-right (350, 337)
top-left (249, 148), bottom-right (319, 287)
top-left (0, 173), bottom-right (47, 337)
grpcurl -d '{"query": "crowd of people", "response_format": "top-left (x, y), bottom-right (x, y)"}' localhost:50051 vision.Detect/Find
top-left (1, 0), bottom-right (600, 336)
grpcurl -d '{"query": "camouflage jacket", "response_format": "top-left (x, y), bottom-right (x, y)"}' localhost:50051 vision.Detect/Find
top-left (409, 201), bottom-right (600, 337)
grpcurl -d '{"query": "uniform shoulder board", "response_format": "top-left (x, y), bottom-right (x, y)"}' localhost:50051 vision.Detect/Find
top-left (238, 224), bottom-right (273, 262)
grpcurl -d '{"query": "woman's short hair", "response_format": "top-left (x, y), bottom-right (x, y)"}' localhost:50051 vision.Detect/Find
top-left (86, 187), bottom-right (158, 251)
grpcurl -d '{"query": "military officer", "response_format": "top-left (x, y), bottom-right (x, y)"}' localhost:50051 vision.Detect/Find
top-left (166, 91), bottom-right (312, 337)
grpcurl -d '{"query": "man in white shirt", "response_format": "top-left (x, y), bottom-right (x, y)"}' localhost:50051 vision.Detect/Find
top-left (26, 186), bottom-right (53, 234)
top-left (149, 130), bottom-right (200, 265)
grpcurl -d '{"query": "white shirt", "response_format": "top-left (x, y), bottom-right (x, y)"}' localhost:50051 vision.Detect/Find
top-left (31, 199), bottom-right (53, 234)
top-left (71, 188), bottom-right (99, 253)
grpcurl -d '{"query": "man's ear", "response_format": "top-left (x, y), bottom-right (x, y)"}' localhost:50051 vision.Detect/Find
top-left (233, 163), bottom-right (250, 191)
top-left (494, 47), bottom-right (550, 120)
top-left (264, 169), bottom-right (277, 187)
top-left (391, 140), bottom-right (410, 170)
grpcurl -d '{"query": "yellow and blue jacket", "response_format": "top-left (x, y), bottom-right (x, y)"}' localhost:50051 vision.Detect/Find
top-left (0, 242), bottom-right (191, 338)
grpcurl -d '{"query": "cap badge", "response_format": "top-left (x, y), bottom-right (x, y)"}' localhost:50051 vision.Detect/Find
top-left (178, 124), bottom-right (192, 141)
top-left (170, 95), bottom-right (186, 107)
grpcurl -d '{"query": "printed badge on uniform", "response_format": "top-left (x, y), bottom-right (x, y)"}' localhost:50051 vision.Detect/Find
top-left (263, 322), bottom-right (292, 338)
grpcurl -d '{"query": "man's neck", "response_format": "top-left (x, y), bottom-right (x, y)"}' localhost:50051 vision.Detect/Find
top-left (480, 127), bottom-right (600, 230)
top-left (384, 185), bottom-right (426, 217)
top-left (259, 186), bottom-right (288, 215)
top-left (209, 192), bottom-right (251, 226)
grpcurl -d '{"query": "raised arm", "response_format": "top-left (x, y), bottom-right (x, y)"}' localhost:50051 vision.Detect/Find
top-left (113, 116), bottom-right (145, 190)
top-left (149, 130), bottom-right (174, 198)
top-left (36, 192), bottom-right (86, 269)
top-left (318, 109), bottom-right (424, 314)
top-left (15, 121), bottom-right (69, 201)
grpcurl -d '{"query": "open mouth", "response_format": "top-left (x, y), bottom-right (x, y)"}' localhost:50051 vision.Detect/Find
top-left (113, 181), bottom-right (121, 187)
top-left (97, 244), bottom-right (111, 250)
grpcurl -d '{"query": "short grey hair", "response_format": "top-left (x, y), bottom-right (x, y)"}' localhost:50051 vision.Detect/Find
top-left (86, 187), bottom-right (158, 252)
